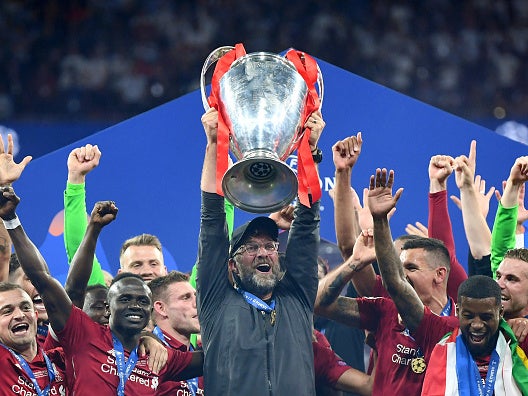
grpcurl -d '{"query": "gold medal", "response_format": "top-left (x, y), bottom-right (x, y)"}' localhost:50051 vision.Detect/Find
top-left (270, 310), bottom-right (276, 326)
top-left (411, 357), bottom-right (426, 374)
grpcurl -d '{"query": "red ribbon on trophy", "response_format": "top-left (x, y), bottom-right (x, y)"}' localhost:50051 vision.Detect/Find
top-left (285, 49), bottom-right (322, 206)
top-left (207, 43), bottom-right (322, 209)
top-left (206, 43), bottom-right (247, 200)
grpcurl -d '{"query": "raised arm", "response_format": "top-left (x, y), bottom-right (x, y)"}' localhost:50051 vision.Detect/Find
top-left (65, 201), bottom-right (118, 308)
top-left (64, 144), bottom-right (106, 286)
top-left (189, 198), bottom-right (234, 289)
top-left (314, 228), bottom-right (377, 327)
top-left (0, 134), bottom-right (32, 186)
top-left (0, 134), bottom-right (72, 331)
top-left (197, 107), bottom-right (232, 318)
top-left (332, 134), bottom-right (363, 259)
top-left (0, 134), bottom-right (23, 282)
top-left (200, 108), bottom-right (220, 193)
top-left (500, 157), bottom-right (528, 208)
top-left (315, 261), bottom-right (362, 328)
top-left (0, 188), bottom-right (72, 332)
top-left (282, 111), bottom-right (324, 307)
top-left (428, 154), bottom-right (456, 254)
top-left (514, 183), bottom-right (528, 247)
top-left (428, 153), bottom-right (467, 300)
top-left (491, 156), bottom-right (528, 275)
top-left (369, 168), bottom-right (424, 332)
top-left (190, 108), bottom-right (234, 290)
top-left (453, 144), bottom-right (493, 261)
top-left (331, 134), bottom-right (378, 296)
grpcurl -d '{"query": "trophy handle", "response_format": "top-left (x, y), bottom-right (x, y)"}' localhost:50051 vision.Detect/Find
top-left (316, 63), bottom-right (324, 110)
top-left (200, 46), bottom-right (235, 110)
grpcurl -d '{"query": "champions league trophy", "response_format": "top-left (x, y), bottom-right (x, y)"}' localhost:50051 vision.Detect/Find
top-left (201, 45), bottom-right (323, 213)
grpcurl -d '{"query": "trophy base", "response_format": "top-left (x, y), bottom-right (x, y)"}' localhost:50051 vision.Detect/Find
top-left (222, 156), bottom-right (298, 213)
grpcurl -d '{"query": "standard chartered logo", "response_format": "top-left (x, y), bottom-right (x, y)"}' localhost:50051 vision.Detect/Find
top-left (100, 352), bottom-right (158, 390)
top-left (11, 376), bottom-right (65, 395)
top-left (391, 343), bottom-right (418, 366)
top-left (11, 374), bottom-right (65, 395)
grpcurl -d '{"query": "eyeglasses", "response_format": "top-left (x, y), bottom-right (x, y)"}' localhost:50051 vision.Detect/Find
top-left (236, 242), bottom-right (279, 256)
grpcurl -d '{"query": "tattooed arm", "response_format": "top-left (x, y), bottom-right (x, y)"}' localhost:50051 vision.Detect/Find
top-left (368, 168), bottom-right (425, 333)
top-left (315, 253), bottom-right (365, 328)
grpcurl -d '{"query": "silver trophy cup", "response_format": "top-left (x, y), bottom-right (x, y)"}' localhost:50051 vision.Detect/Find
top-left (201, 46), bottom-right (323, 213)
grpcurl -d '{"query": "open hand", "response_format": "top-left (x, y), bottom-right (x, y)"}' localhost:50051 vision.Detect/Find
top-left (368, 168), bottom-right (403, 220)
top-left (0, 134), bottom-right (32, 186)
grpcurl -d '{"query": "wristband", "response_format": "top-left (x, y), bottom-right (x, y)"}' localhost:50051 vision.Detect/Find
top-left (3, 216), bottom-right (20, 230)
top-left (311, 147), bottom-right (323, 164)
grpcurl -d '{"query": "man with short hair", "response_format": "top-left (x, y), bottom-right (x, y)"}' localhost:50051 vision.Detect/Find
top-left (496, 248), bottom-right (528, 320)
top-left (62, 199), bottom-right (117, 327)
top-left (0, 185), bottom-right (203, 395)
top-left (478, 156), bottom-right (528, 334)
top-left (367, 168), bottom-right (528, 395)
top-left (82, 284), bottom-right (110, 325)
top-left (317, 165), bottom-right (458, 395)
top-left (197, 107), bottom-right (324, 395)
top-left (316, 233), bottom-right (457, 395)
top-left (422, 275), bottom-right (528, 395)
top-left (0, 282), bottom-right (67, 394)
top-left (119, 234), bottom-right (168, 281)
top-left (149, 271), bottom-right (203, 395)
top-left (399, 237), bottom-right (453, 316)
top-left (65, 143), bottom-right (168, 284)
top-left (8, 253), bottom-right (49, 345)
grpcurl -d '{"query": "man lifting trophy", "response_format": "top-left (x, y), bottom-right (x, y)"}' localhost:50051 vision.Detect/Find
top-left (200, 43), bottom-right (323, 213)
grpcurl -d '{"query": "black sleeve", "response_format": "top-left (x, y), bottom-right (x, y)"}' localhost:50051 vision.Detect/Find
top-left (468, 251), bottom-right (492, 278)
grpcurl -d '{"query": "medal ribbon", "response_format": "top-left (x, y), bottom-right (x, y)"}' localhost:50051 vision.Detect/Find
top-left (234, 284), bottom-right (276, 314)
top-left (112, 333), bottom-right (139, 396)
top-left (455, 333), bottom-right (500, 396)
top-left (37, 324), bottom-right (48, 338)
top-left (151, 326), bottom-right (199, 396)
top-left (0, 343), bottom-right (55, 396)
top-left (186, 344), bottom-right (199, 396)
top-left (440, 299), bottom-right (453, 317)
top-left (152, 326), bottom-right (169, 347)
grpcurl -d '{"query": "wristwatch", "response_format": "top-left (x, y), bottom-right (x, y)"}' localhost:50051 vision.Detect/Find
top-left (311, 147), bottom-right (323, 164)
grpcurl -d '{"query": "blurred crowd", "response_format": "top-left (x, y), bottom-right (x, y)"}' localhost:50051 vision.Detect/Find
top-left (1, 0), bottom-right (527, 122)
